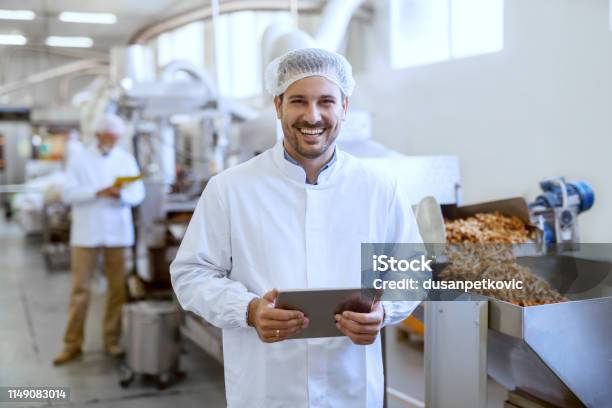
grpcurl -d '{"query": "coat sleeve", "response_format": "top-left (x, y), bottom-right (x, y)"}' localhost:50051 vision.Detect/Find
top-left (119, 154), bottom-right (145, 207)
top-left (61, 156), bottom-right (97, 205)
top-left (170, 176), bottom-right (258, 329)
top-left (381, 178), bottom-right (425, 327)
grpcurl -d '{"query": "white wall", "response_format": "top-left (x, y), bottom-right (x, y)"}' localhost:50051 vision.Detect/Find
top-left (352, 0), bottom-right (612, 242)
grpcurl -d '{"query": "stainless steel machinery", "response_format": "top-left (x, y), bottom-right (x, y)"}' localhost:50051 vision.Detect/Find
top-left (401, 171), bottom-right (610, 407)
top-left (0, 107), bottom-right (31, 218)
top-left (489, 255), bottom-right (612, 407)
top-left (422, 252), bottom-right (612, 408)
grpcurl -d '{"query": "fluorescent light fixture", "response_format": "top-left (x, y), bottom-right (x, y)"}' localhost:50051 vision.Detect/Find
top-left (0, 34), bottom-right (27, 45)
top-left (0, 9), bottom-right (35, 20)
top-left (59, 11), bottom-right (116, 24)
top-left (45, 36), bottom-right (93, 48)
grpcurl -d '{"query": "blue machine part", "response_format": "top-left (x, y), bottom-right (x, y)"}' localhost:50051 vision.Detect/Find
top-left (530, 178), bottom-right (594, 214)
top-left (542, 222), bottom-right (555, 244)
top-left (571, 181), bottom-right (595, 212)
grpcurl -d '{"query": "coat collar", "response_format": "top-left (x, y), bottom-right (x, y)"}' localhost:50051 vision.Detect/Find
top-left (271, 140), bottom-right (342, 187)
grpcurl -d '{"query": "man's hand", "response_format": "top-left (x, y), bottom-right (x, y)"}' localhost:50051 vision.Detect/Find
top-left (96, 186), bottom-right (120, 199)
top-left (335, 302), bottom-right (384, 345)
top-left (248, 288), bottom-right (309, 343)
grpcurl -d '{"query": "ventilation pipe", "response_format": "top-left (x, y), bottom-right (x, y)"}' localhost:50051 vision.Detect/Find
top-left (314, 0), bottom-right (366, 52)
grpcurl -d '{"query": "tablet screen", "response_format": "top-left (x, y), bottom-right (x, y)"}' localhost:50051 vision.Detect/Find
top-left (275, 288), bottom-right (382, 339)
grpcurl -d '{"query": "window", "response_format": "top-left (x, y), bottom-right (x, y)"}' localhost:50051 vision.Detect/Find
top-left (155, 11), bottom-right (293, 99)
top-left (215, 11), bottom-right (292, 98)
top-left (157, 21), bottom-right (205, 70)
top-left (391, 0), bottom-right (504, 69)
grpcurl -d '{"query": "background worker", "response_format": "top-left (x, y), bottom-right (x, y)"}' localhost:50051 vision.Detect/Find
top-left (53, 113), bottom-right (145, 365)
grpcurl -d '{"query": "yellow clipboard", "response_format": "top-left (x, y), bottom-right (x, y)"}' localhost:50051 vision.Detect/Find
top-left (113, 174), bottom-right (143, 188)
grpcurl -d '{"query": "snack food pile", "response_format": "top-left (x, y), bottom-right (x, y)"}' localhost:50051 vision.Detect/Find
top-left (444, 212), bottom-right (534, 244)
top-left (441, 213), bottom-right (567, 306)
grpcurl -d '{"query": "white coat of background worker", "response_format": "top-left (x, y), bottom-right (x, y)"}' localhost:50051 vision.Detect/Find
top-left (53, 113), bottom-right (145, 365)
top-left (171, 48), bottom-right (422, 407)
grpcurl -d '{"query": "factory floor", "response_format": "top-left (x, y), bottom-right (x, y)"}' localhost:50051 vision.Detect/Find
top-left (0, 217), bottom-right (508, 408)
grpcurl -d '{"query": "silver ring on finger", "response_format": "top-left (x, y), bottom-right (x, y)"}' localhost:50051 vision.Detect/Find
top-left (276, 329), bottom-right (280, 337)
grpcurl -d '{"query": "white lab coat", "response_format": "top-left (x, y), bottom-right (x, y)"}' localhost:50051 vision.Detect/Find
top-left (171, 141), bottom-right (422, 408)
top-left (62, 144), bottom-right (145, 247)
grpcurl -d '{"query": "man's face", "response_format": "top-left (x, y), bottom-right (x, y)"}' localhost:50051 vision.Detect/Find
top-left (96, 132), bottom-right (119, 151)
top-left (274, 76), bottom-right (349, 160)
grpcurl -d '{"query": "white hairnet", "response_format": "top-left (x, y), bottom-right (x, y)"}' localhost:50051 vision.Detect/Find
top-left (95, 113), bottom-right (126, 136)
top-left (264, 48), bottom-right (355, 97)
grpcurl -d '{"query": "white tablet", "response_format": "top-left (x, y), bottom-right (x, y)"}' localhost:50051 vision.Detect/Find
top-left (275, 288), bottom-right (383, 339)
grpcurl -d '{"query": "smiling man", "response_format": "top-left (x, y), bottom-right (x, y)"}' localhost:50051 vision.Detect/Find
top-left (171, 48), bottom-right (422, 407)
top-left (276, 74), bottom-right (345, 183)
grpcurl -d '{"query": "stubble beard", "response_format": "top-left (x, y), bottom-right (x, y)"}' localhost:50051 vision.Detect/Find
top-left (283, 123), bottom-right (339, 160)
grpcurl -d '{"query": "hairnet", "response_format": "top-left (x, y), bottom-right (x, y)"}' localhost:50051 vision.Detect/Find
top-left (95, 113), bottom-right (126, 136)
top-left (264, 48), bottom-right (355, 97)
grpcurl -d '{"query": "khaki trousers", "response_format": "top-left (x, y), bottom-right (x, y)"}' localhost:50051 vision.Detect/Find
top-left (63, 246), bottom-right (127, 351)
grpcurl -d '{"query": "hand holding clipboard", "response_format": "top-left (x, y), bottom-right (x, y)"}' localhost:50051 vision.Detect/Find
top-left (112, 174), bottom-right (143, 188)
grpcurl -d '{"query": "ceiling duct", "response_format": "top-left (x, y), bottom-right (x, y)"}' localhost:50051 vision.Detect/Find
top-left (129, 0), bottom-right (373, 44)
top-left (0, 58), bottom-right (108, 96)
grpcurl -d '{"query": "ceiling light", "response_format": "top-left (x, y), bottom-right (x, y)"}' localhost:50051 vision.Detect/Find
top-left (0, 9), bottom-right (35, 21)
top-left (45, 36), bottom-right (93, 48)
top-left (0, 34), bottom-right (27, 45)
top-left (58, 12), bottom-right (116, 24)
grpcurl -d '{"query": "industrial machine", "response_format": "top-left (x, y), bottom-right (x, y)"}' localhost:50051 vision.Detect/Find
top-left (412, 175), bottom-right (610, 408)
top-left (422, 260), bottom-right (612, 408)
top-left (0, 107), bottom-right (31, 218)
top-left (529, 178), bottom-right (595, 249)
top-left (486, 254), bottom-right (612, 407)
top-left (40, 201), bottom-right (71, 271)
